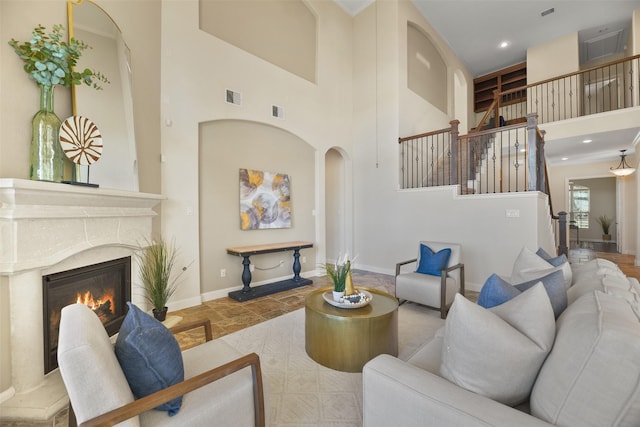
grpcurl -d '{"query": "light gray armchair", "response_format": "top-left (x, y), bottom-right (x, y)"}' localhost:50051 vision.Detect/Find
top-left (58, 303), bottom-right (265, 427)
top-left (395, 241), bottom-right (464, 318)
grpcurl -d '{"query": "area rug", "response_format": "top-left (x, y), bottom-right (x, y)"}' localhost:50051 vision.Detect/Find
top-left (220, 302), bottom-right (444, 427)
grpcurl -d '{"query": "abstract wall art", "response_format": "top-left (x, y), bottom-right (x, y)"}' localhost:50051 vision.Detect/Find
top-left (239, 168), bottom-right (291, 230)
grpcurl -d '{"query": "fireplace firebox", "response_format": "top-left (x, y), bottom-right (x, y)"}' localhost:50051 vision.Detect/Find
top-left (42, 257), bottom-right (132, 374)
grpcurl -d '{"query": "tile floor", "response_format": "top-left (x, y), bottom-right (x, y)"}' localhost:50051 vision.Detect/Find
top-left (169, 269), bottom-right (399, 349)
top-left (170, 251), bottom-right (640, 349)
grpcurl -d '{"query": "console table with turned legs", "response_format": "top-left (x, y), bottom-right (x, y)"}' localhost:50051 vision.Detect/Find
top-left (226, 241), bottom-right (314, 302)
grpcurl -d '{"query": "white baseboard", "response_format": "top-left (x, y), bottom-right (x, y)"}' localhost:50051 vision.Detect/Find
top-left (201, 269), bottom-right (321, 302)
top-left (0, 387), bottom-right (15, 405)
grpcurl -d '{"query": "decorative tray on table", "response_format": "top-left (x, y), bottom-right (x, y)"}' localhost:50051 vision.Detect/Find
top-left (322, 290), bottom-right (372, 309)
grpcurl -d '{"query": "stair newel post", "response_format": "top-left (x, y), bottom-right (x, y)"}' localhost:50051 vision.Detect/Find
top-left (537, 129), bottom-right (547, 192)
top-left (557, 211), bottom-right (569, 256)
top-left (492, 90), bottom-right (500, 128)
top-left (450, 120), bottom-right (460, 185)
top-left (526, 113), bottom-right (539, 191)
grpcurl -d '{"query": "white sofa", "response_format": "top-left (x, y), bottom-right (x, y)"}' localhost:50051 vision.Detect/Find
top-left (363, 258), bottom-right (640, 427)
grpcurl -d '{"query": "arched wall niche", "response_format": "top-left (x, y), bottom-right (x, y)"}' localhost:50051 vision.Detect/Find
top-left (325, 147), bottom-right (349, 263)
top-left (199, 0), bottom-right (317, 82)
top-left (407, 21), bottom-right (448, 113)
top-left (199, 119), bottom-right (317, 295)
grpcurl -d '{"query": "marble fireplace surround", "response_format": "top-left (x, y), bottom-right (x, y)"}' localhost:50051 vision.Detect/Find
top-left (0, 178), bottom-right (163, 422)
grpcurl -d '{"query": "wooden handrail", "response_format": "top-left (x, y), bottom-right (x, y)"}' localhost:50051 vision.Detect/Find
top-left (79, 353), bottom-right (266, 427)
top-left (398, 126), bottom-right (452, 143)
top-left (527, 53), bottom-right (640, 88)
top-left (497, 53), bottom-right (640, 98)
top-left (474, 95), bottom-right (499, 131)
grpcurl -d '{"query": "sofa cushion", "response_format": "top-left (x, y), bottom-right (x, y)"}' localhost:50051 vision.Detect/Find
top-left (477, 271), bottom-right (567, 318)
top-left (511, 247), bottom-right (571, 289)
top-left (566, 275), bottom-right (603, 304)
top-left (115, 302), bottom-right (184, 415)
top-left (416, 244), bottom-right (451, 276)
top-left (531, 291), bottom-right (640, 427)
top-left (571, 258), bottom-right (625, 285)
top-left (58, 304), bottom-right (139, 427)
top-left (439, 283), bottom-right (555, 406)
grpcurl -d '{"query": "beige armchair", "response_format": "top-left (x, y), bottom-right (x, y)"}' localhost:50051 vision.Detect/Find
top-left (395, 241), bottom-right (464, 318)
top-left (58, 303), bottom-right (265, 427)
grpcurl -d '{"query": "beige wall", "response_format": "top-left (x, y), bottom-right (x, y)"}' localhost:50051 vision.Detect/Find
top-left (199, 120), bottom-right (316, 298)
top-left (407, 22), bottom-right (447, 113)
top-left (160, 0), bottom-right (354, 308)
top-left (527, 32), bottom-right (580, 83)
top-left (200, 0), bottom-right (317, 83)
top-left (398, 1), bottom-right (473, 136)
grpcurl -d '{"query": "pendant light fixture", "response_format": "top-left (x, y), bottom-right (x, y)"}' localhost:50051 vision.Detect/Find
top-left (610, 149), bottom-right (636, 176)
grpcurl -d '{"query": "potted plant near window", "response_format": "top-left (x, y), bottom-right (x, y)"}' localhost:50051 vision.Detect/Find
top-left (596, 215), bottom-right (613, 241)
top-left (138, 238), bottom-right (184, 321)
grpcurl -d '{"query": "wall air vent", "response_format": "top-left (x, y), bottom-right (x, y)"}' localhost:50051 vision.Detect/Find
top-left (540, 7), bottom-right (554, 17)
top-left (272, 105), bottom-right (284, 119)
top-left (226, 89), bottom-right (242, 106)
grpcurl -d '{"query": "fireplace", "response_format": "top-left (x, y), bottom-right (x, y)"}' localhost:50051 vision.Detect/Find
top-left (0, 179), bottom-right (162, 423)
top-left (42, 257), bottom-right (132, 374)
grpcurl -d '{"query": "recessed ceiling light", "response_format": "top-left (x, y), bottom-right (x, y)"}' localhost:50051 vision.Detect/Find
top-left (500, 41), bottom-right (509, 48)
top-left (561, 157), bottom-right (569, 161)
top-left (582, 139), bottom-right (592, 143)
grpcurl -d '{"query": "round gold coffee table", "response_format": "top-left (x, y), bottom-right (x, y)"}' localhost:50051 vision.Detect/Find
top-left (305, 287), bottom-right (398, 372)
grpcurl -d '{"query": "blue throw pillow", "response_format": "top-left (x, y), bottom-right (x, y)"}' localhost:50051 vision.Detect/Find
top-left (115, 302), bottom-right (184, 415)
top-left (536, 248), bottom-right (568, 267)
top-left (477, 274), bottom-right (521, 308)
top-left (416, 245), bottom-right (451, 276)
top-left (478, 270), bottom-right (567, 319)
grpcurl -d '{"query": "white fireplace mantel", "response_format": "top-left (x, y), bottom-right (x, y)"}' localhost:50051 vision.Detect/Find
top-left (0, 178), bottom-right (163, 422)
top-left (0, 178), bottom-right (164, 274)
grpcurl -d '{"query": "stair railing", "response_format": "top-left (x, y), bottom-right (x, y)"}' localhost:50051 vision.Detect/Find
top-left (399, 114), bottom-right (545, 195)
top-left (398, 120), bottom-right (459, 189)
top-left (481, 54), bottom-right (640, 127)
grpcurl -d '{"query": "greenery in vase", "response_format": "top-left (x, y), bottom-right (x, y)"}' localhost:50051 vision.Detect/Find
top-left (138, 238), bottom-right (185, 312)
top-left (8, 24), bottom-right (108, 89)
top-left (596, 215), bottom-right (613, 235)
top-left (324, 256), bottom-right (351, 292)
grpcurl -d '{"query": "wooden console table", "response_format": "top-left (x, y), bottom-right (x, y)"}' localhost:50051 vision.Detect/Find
top-left (226, 241), bottom-right (313, 301)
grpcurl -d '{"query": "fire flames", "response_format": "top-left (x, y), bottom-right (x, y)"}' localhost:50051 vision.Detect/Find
top-left (76, 289), bottom-right (115, 320)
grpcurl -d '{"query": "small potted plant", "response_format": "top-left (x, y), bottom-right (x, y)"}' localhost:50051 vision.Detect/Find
top-left (596, 215), bottom-right (613, 241)
top-left (324, 256), bottom-right (351, 302)
top-left (138, 237), bottom-right (184, 321)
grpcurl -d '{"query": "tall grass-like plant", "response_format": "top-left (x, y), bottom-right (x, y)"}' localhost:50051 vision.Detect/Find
top-left (324, 256), bottom-right (351, 292)
top-left (138, 238), bottom-right (184, 318)
top-left (596, 215), bottom-right (613, 235)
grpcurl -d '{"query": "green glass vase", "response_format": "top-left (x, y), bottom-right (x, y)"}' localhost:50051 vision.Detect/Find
top-left (30, 84), bottom-right (64, 182)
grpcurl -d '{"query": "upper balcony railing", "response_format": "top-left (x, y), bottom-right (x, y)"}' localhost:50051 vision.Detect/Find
top-left (399, 114), bottom-right (546, 196)
top-left (477, 54), bottom-right (640, 130)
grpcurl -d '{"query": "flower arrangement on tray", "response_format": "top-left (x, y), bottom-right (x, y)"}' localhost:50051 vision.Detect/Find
top-left (323, 255), bottom-right (371, 307)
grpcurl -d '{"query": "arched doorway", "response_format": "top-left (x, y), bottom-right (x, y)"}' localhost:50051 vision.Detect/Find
top-left (325, 148), bottom-right (346, 263)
